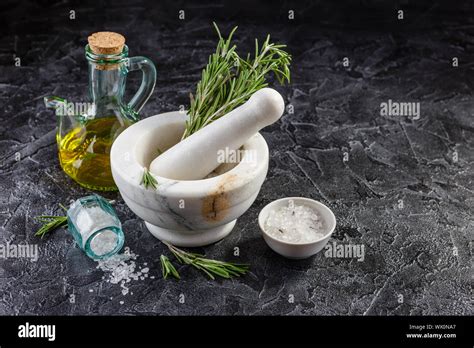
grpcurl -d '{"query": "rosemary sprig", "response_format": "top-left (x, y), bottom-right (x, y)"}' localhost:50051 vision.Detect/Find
top-left (34, 216), bottom-right (67, 238)
top-left (140, 167), bottom-right (158, 189)
top-left (34, 203), bottom-right (68, 238)
top-left (160, 255), bottom-right (180, 279)
top-left (163, 242), bottom-right (249, 280)
top-left (182, 23), bottom-right (291, 139)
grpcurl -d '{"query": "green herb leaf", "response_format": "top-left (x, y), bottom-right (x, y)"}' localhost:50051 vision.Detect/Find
top-left (34, 215), bottom-right (68, 238)
top-left (163, 242), bottom-right (249, 280)
top-left (140, 167), bottom-right (158, 190)
top-left (160, 255), bottom-right (180, 280)
top-left (181, 23), bottom-right (291, 139)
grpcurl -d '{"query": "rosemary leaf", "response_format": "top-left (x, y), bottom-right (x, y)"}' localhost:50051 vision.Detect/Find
top-left (34, 215), bottom-right (68, 239)
top-left (181, 23), bottom-right (291, 139)
top-left (160, 255), bottom-right (180, 280)
top-left (140, 167), bottom-right (158, 190)
top-left (164, 242), bottom-right (249, 280)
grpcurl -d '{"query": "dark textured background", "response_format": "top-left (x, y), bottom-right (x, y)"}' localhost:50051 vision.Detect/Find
top-left (0, 0), bottom-right (472, 315)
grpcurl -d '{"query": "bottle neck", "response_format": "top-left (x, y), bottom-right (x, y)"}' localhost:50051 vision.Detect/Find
top-left (85, 45), bottom-right (129, 104)
top-left (88, 63), bottom-right (127, 102)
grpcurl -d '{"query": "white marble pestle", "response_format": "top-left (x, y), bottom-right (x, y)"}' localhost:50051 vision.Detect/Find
top-left (149, 88), bottom-right (285, 180)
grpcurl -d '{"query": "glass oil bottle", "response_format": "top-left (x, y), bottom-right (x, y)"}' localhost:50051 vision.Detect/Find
top-left (45, 32), bottom-right (156, 191)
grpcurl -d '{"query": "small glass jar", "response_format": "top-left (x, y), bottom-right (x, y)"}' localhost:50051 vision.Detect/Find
top-left (67, 195), bottom-right (124, 260)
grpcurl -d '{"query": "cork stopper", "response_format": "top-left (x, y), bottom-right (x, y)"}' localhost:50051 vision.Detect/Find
top-left (88, 31), bottom-right (125, 55)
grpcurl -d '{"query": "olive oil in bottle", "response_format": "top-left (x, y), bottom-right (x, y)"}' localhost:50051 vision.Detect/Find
top-left (57, 117), bottom-right (131, 191)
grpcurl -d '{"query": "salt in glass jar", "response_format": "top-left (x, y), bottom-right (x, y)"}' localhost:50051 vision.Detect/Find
top-left (67, 194), bottom-right (124, 260)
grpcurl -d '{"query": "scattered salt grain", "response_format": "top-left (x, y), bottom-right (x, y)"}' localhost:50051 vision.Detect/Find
top-left (119, 301), bottom-right (124, 305)
top-left (120, 283), bottom-right (129, 296)
top-left (265, 200), bottom-right (326, 243)
top-left (88, 289), bottom-right (94, 293)
top-left (96, 249), bottom-right (151, 297)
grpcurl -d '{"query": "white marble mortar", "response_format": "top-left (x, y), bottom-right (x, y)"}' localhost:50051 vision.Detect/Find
top-left (110, 111), bottom-right (269, 247)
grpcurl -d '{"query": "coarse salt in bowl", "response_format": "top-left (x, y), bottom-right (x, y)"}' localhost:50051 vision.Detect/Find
top-left (258, 197), bottom-right (336, 259)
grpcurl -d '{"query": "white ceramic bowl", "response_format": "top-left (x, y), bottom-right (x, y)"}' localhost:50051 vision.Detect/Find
top-left (111, 111), bottom-right (269, 247)
top-left (258, 197), bottom-right (336, 259)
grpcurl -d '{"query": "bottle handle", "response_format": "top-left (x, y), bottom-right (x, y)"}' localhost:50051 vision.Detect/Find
top-left (126, 56), bottom-right (157, 116)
